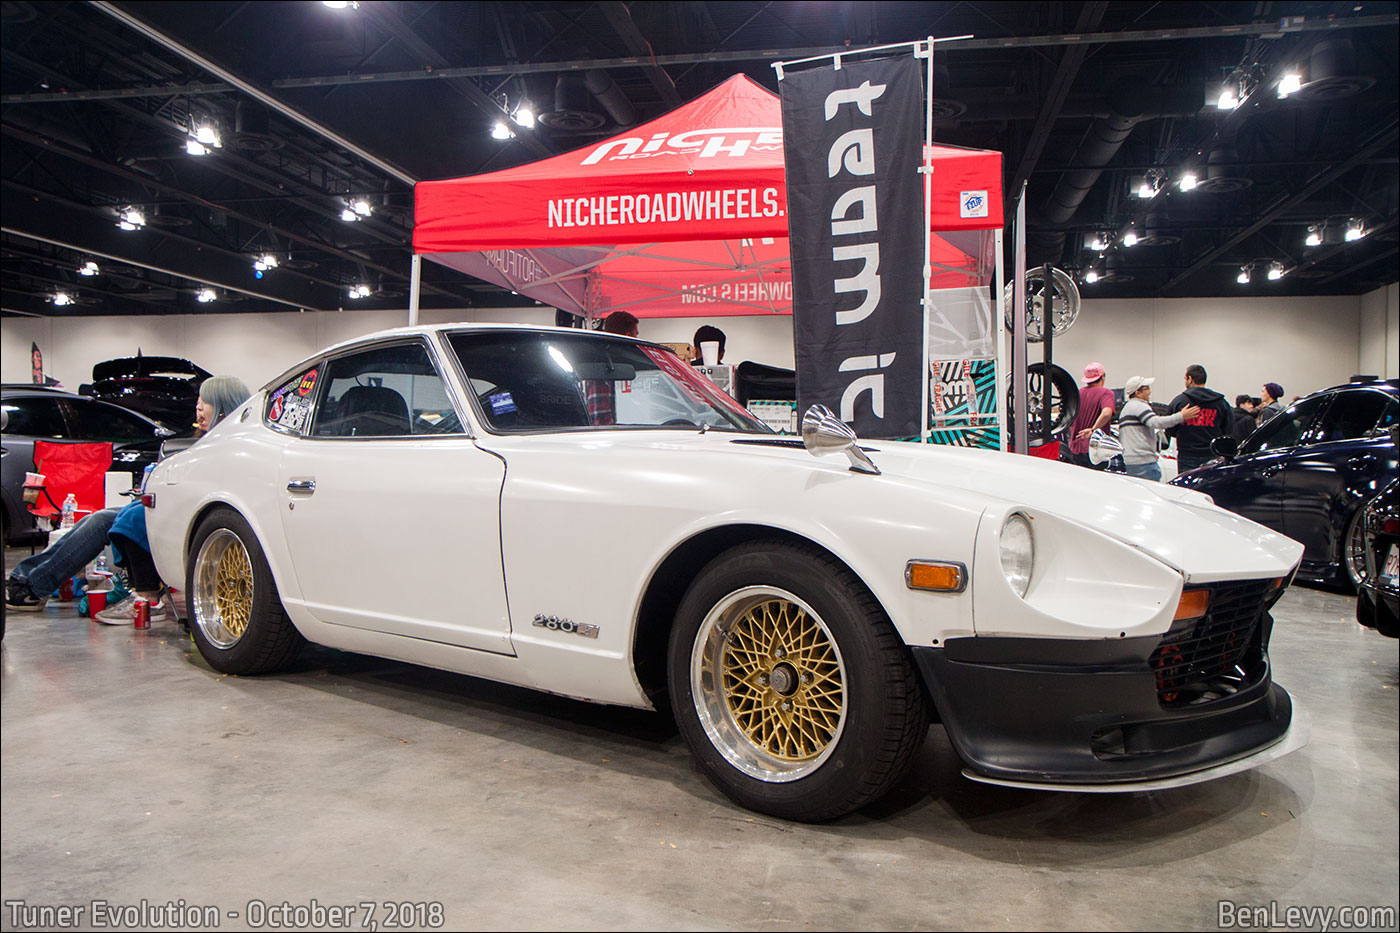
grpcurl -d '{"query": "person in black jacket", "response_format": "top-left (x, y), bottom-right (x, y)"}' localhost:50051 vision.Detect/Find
top-left (1166, 364), bottom-right (1234, 473)
top-left (1232, 394), bottom-right (1258, 442)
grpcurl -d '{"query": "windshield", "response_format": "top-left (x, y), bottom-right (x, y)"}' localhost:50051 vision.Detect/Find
top-left (447, 331), bottom-right (769, 434)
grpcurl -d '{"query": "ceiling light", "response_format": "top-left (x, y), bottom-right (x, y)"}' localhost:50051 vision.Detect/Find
top-left (185, 139), bottom-right (210, 156)
top-left (116, 207), bottom-right (145, 230)
top-left (322, 1), bottom-right (359, 8)
top-left (1237, 265), bottom-right (1251, 284)
top-left (348, 284), bottom-right (372, 299)
top-left (1267, 261), bottom-right (1286, 280)
top-left (340, 207), bottom-right (359, 222)
top-left (77, 261), bottom-right (99, 276)
top-left (492, 122), bottom-right (514, 140)
top-left (1087, 234), bottom-right (1107, 251)
top-left (350, 198), bottom-right (373, 217)
top-left (193, 123), bottom-right (221, 147)
top-left (514, 106), bottom-right (535, 129)
top-left (1084, 269), bottom-right (1100, 284)
top-left (196, 288), bottom-right (217, 303)
top-left (1277, 72), bottom-right (1302, 98)
top-left (1216, 85), bottom-right (1240, 110)
top-left (1178, 171), bottom-right (1198, 192)
top-left (1135, 176), bottom-right (1156, 199)
top-left (253, 253), bottom-right (279, 273)
top-left (1305, 225), bottom-right (1323, 247)
top-left (1122, 230), bottom-right (1139, 248)
top-left (52, 292), bottom-right (74, 306)
top-left (1345, 218), bottom-right (1366, 241)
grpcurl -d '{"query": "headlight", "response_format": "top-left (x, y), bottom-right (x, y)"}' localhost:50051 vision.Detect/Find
top-left (1000, 513), bottom-right (1034, 598)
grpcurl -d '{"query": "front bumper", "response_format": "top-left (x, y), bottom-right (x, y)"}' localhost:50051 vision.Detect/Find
top-left (914, 602), bottom-right (1301, 786)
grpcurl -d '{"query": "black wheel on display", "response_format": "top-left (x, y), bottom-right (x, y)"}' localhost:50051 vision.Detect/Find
top-left (1006, 362), bottom-right (1080, 438)
top-left (186, 507), bottom-right (304, 674)
top-left (667, 541), bottom-right (929, 822)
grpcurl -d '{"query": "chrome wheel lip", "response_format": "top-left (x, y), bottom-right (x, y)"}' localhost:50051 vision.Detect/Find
top-left (690, 585), bottom-right (848, 784)
top-left (193, 529), bottom-right (253, 649)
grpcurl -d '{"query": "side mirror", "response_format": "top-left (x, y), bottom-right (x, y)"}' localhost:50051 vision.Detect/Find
top-left (801, 405), bottom-right (880, 475)
top-left (1210, 436), bottom-right (1239, 460)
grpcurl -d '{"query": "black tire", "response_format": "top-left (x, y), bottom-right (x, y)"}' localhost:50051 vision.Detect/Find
top-left (186, 507), bottom-right (304, 674)
top-left (668, 541), bottom-right (928, 822)
top-left (1343, 508), bottom-right (1367, 593)
top-left (1006, 362), bottom-right (1080, 439)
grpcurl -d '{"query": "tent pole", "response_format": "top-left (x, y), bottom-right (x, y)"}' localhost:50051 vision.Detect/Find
top-left (409, 253), bottom-right (421, 326)
top-left (1012, 183), bottom-right (1029, 456)
top-left (920, 36), bottom-right (934, 444)
top-left (995, 227), bottom-right (1006, 452)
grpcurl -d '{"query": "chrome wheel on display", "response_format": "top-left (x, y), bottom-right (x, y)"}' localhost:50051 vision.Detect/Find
top-left (1345, 510), bottom-right (1368, 591)
top-left (691, 586), bottom-right (847, 782)
top-left (193, 529), bottom-right (254, 648)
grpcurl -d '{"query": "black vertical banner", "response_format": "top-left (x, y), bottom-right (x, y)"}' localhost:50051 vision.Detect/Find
top-left (781, 55), bottom-right (924, 438)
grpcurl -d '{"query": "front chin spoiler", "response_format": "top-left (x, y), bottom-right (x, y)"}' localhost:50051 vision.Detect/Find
top-left (961, 701), bottom-right (1310, 793)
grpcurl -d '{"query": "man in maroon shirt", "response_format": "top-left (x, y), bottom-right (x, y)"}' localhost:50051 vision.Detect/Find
top-left (1069, 361), bottom-right (1116, 469)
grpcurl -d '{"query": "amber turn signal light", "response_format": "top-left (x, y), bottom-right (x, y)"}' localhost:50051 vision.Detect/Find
top-left (1173, 588), bottom-right (1210, 621)
top-left (905, 560), bottom-right (966, 592)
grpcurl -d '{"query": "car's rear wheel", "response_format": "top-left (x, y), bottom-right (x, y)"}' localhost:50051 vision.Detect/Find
top-left (668, 541), bottom-right (928, 822)
top-left (187, 508), bottom-right (304, 674)
top-left (1344, 508), bottom-right (1368, 592)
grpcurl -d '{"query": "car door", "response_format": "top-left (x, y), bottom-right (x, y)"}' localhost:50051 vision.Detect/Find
top-left (273, 340), bottom-right (513, 655)
top-left (1195, 393), bottom-right (1332, 531)
top-left (1281, 388), bottom-right (1398, 569)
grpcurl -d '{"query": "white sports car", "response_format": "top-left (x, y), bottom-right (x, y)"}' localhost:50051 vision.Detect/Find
top-left (146, 324), bottom-right (1306, 822)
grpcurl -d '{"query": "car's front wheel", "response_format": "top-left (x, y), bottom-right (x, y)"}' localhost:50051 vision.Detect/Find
top-left (187, 508), bottom-right (304, 674)
top-left (668, 541), bottom-right (928, 822)
top-left (1344, 508), bottom-right (1368, 592)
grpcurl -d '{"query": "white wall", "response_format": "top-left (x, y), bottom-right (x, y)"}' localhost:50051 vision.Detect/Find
top-left (1358, 282), bottom-right (1399, 380)
top-left (2, 287), bottom-right (1391, 404)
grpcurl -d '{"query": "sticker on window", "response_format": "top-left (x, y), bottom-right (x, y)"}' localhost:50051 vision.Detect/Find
top-left (488, 392), bottom-right (517, 415)
top-left (296, 369), bottom-right (319, 397)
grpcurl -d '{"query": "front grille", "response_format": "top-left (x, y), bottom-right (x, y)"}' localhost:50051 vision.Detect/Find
top-left (1150, 579), bottom-right (1276, 708)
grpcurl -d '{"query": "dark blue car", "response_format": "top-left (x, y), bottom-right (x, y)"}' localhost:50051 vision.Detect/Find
top-left (1171, 378), bottom-right (1398, 589)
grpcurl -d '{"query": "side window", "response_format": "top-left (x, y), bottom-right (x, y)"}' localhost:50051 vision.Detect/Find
top-left (65, 400), bottom-right (162, 440)
top-left (1240, 394), bottom-right (1329, 456)
top-left (1, 397), bottom-right (67, 437)
top-left (1305, 390), bottom-right (1397, 444)
top-left (265, 365), bottom-right (322, 436)
top-left (311, 342), bottom-right (458, 438)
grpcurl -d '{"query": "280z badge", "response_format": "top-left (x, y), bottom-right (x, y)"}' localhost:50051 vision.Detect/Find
top-left (532, 614), bottom-right (599, 638)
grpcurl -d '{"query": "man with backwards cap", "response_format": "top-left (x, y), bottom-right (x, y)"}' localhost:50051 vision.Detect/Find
top-left (1067, 362), bottom-right (1117, 469)
top-left (1119, 376), bottom-right (1199, 481)
top-left (1258, 382), bottom-right (1286, 425)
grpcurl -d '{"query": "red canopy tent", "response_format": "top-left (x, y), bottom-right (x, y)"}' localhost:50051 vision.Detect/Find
top-left (414, 74), bottom-right (1003, 319)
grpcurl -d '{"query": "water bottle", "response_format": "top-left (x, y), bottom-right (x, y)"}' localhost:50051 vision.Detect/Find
top-left (61, 493), bottom-right (77, 530)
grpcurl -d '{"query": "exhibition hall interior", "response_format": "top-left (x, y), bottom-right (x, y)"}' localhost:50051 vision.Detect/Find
top-left (1, 2), bottom-right (1397, 930)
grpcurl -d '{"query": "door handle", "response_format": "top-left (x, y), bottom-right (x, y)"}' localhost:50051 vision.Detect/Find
top-left (1260, 465), bottom-right (1282, 477)
top-left (286, 480), bottom-right (316, 494)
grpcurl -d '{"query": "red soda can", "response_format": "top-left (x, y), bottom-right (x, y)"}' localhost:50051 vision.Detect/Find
top-left (134, 598), bottom-right (150, 629)
top-left (59, 577), bottom-right (74, 601)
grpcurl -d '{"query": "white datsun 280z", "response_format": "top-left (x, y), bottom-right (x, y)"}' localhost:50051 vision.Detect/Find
top-left (146, 324), bottom-right (1307, 822)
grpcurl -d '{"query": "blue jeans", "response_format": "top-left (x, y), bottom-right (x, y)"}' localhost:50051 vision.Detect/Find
top-left (8, 508), bottom-right (120, 597)
top-left (1124, 460), bottom-right (1162, 481)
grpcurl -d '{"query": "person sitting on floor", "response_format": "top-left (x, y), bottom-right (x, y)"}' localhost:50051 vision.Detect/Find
top-left (94, 375), bottom-right (251, 626)
top-left (5, 507), bottom-right (121, 611)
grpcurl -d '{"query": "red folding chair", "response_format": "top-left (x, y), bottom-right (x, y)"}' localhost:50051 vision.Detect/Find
top-left (27, 440), bottom-right (114, 526)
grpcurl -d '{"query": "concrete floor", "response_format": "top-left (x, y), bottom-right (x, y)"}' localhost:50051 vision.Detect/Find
top-left (2, 550), bottom-right (1397, 932)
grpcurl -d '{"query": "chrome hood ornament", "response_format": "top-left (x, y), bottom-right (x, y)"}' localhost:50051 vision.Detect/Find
top-left (801, 405), bottom-right (880, 475)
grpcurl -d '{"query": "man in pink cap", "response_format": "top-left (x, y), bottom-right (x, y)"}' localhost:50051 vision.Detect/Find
top-left (1067, 362), bottom-right (1116, 468)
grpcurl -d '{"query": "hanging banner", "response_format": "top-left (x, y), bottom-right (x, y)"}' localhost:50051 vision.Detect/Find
top-left (780, 55), bottom-right (924, 438)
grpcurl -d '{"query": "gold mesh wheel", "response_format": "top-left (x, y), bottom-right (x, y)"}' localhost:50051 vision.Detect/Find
top-left (193, 529), bottom-right (255, 649)
top-left (691, 586), bottom-right (847, 782)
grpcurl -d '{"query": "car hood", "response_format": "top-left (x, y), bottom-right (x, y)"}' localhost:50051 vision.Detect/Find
top-left (484, 431), bottom-right (1302, 584)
